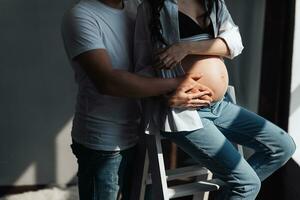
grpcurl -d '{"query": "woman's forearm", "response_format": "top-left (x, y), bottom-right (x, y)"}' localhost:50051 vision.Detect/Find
top-left (184, 38), bottom-right (230, 57)
top-left (154, 38), bottom-right (230, 69)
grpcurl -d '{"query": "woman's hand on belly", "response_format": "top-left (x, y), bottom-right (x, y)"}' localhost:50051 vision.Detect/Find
top-left (154, 42), bottom-right (189, 69)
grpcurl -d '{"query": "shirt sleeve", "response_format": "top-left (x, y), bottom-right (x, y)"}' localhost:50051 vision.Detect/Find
top-left (133, 3), bottom-right (155, 77)
top-left (61, 9), bottom-right (105, 59)
top-left (216, 0), bottom-right (244, 59)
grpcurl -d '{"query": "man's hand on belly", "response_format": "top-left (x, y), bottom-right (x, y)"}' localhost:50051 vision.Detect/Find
top-left (168, 75), bottom-right (214, 109)
top-left (189, 86), bottom-right (214, 104)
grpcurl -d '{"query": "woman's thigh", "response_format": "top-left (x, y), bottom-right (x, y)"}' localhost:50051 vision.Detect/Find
top-left (213, 100), bottom-right (295, 161)
top-left (212, 100), bottom-right (296, 180)
top-left (161, 119), bottom-right (260, 198)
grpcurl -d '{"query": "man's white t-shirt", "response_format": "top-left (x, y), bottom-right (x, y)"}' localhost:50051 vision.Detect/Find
top-left (61, 0), bottom-right (141, 151)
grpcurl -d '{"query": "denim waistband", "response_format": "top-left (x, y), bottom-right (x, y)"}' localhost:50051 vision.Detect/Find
top-left (210, 96), bottom-right (225, 108)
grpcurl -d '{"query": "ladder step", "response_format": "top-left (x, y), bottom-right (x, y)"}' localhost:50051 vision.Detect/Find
top-left (168, 179), bottom-right (221, 199)
top-left (146, 165), bottom-right (209, 184)
top-left (166, 165), bottom-right (208, 181)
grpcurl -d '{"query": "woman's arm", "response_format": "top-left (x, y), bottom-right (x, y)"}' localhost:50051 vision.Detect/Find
top-left (134, 2), bottom-right (213, 105)
top-left (184, 38), bottom-right (230, 57)
top-left (216, 0), bottom-right (244, 59)
top-left (154, 38), bottom-right (229, 69)
top-left (187, 0), bottom-right (244, 59)
top-left (155, 0), bottom-right (244, 69)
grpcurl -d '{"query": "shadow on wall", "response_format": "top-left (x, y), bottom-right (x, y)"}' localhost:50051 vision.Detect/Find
top-left (0, 0), bottom-right (78, 188)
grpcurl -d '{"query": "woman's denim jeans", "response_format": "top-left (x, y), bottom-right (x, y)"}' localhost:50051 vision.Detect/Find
top-left (161, 95), bottom-right (296, 200)
top-left (71, 141), bottom-right (137, 200)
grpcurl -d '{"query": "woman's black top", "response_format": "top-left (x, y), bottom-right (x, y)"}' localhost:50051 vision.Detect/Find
top-left (178, 10), bottom-right (214, 39)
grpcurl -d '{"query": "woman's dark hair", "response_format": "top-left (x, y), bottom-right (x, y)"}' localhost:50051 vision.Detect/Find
top-left (148, 0), bottom-right (167, 46)
top-left (148, 0), bottom-right (217, 45)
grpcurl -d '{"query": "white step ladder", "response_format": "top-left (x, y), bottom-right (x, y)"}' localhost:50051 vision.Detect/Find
top-left (130, 86), bottom-right (243, 200)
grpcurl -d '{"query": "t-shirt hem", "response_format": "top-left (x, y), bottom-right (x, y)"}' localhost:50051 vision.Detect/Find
top-left (71, 136), bottom-right (139, 151)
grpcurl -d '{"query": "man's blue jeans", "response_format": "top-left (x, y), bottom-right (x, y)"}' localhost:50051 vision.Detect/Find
top-left (71, 141), bottom-right (137, 200)
top-left (161, 94), bottom-right (296, 200)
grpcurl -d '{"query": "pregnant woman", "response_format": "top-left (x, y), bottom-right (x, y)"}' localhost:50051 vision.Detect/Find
top-left (134, 0), bottom-right (296, 199)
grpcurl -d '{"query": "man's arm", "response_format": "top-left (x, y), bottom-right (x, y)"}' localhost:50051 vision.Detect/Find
top-left (74, 49), bottom-right (206, 98)
top-left (62, 7), bottom-right (211, 104)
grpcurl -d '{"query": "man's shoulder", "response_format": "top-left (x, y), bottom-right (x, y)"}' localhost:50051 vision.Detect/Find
top-left (62, 1), bottom-right (102, 32)
top-left (64, 2), bottom-right (96, 20)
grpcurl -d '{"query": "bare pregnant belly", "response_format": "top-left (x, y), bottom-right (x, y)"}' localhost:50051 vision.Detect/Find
top-left (181, 55), bottom-right (229, 102)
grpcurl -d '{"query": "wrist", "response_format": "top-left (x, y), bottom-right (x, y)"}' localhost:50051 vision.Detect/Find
top-left (174, 76), bottom-right (184, 89)
top-left (183, 41), bottom-right (194, 55)
top-left (163, 77), bottom-right (181, 94)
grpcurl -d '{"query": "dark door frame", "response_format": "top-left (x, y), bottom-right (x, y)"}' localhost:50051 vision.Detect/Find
top-left (258, 0), bottom-right (296, 199)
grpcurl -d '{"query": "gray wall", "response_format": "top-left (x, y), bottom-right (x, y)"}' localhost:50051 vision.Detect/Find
top-left (0, 0), bottom-right (266, 186)
top-left (226, 0), bottom-right (266, 112)
top-left (0, 0), bottom-right (78, 185)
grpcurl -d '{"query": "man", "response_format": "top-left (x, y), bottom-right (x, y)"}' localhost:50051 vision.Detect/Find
top-left (61, 0), bottom-right (212, 199)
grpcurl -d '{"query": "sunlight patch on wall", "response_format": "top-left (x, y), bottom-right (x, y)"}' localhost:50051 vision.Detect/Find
top-left (55, 117), bottom-right (77, 185)
top-left (14, 163), bottom-right (36, 186)
top-left (289, 109), bottom-right (300, 165)
top-left (289, 0), bottom-right (300, 166)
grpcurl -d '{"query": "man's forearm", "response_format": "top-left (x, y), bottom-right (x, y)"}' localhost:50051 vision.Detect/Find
top-left (96, 69), bottom-right (180, 98)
